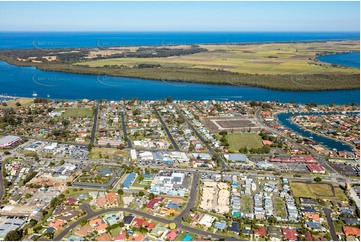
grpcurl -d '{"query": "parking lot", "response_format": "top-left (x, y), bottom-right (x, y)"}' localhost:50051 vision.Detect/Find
top-left (330, 162), bottom-right (360, 177)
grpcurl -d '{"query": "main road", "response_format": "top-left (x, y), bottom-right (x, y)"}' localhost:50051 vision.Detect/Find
top-left (152, 104), bottom-right (180, 151)
top-left (120, 111), bottom-right (132, 148)
top-left (175, 104), bottom-right (229, 170)
top-left (90, 101), bottom-right (99, 145)
top-left (255, 108), bottom-right (339, 175)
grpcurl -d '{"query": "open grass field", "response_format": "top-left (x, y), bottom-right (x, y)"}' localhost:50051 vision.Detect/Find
top-left (241, 195), bottom-right (252, 213)
top-left (274, 197), bottom-right (287, 217)
top-left (78, 41), bottom-right (360, 75)
top-left (290, 181), bottom-right (347, 201)
top-left (88, 147), bottom-right (126, 159)
top-left (62, 108), bottom-right (93, 118)
top-left (226, 132), bottom-right (263, 151)
top-left (4, 98), bottom-right (34, 108)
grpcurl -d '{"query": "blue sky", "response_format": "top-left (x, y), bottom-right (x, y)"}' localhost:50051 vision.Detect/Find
top-left (0, 1), bottom-right (359, 31)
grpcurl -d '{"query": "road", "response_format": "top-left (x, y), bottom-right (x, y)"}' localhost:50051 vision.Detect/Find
top-left (176, 172), bottom-right (199, 220)
top-left (175, 104), bottom-right (229, 169)
top-left (90, 102), bottom-right (99, 145)
top-left (120, 111), bottom-right (132, 148)
top-left (255, 108), bottom-right (339, 175)
top-left (55, 172), bottom-right (236, 241)
top-left (152, 104), bottom-right (180, 151)
top-left (323, 208), bottom-right (338, 241)
top-left (349, 187), bottom-right (360, 208)
top-left (0, 162), bottom-right (4, 202)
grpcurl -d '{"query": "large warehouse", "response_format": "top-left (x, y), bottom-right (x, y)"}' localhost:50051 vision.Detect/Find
top-left (0, 135), bottom-right (21, 148)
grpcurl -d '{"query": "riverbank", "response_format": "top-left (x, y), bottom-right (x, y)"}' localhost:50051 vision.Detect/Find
top-left (276, 112), bottom-right (357, 152)
top-left (290, 113), bottom-right (358, 151)
top-left (0, 57), bottom-right (360, 92)
top-left (0, 40), bottom-right (360, 91)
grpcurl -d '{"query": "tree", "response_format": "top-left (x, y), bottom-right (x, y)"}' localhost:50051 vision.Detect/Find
top-left (4, 229), bottom-right (23, 241)
top-left (314, 177), bottom-right (322, 182)
top-left (268, 216), bottom-right (277, 224)
top-left (182, 214), bottom-right (192, 223)
top-left (15, 102), bottom-right (21, 107)
top-left (29, 219), bottom-right (37, 227)
top-left (138, 191), bottom-right (145, 197)
top-left (148, 193), bottom-right (155, 200)
top-left (219, 131), bottom-right (228, 136)
top-left (61, 119), bottom-right (70, 127)
top-left (117, 189), bottom-right (124, 196)
top-left (166, 96), bottom-right (173, 103)
top-left (106, 143), bottom-right (111, 148)
top-left (169, 223), bottom-right (177, 230)
top-left (80, 219), bottom-right (87, 226)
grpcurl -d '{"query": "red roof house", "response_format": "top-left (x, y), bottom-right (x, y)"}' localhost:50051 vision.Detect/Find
top-left (343, 226), bottom-right (360, 236)
top-left (146, 197), bottom-right (164, 209)
top-left (254, 227), bottom-right (267, 237)
top-left (282, 228), bottom-right (298, 241)
top-left (114, 230), bottom-right (127, 241)
top-left (165, 230), bottom-right (180, 241)
top-left (132, 218), bottom-right (145, 227)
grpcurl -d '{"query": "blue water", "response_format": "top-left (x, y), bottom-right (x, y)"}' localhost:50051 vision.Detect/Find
top-left (183, 235), bottom-right (193, 241)
top-left (0, 61), bottom-right (359, 104)
top-left (0, 32), bottom-right (359, 103)
top-left (277, 112), bottom-right (357, 152)
top-left (0, 31), bottom-right (359, 49)
top-left (317, 52), bottom-right (360, 69)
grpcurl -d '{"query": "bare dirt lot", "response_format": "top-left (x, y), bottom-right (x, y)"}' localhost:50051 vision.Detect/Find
top-left (202, 117), bottom-right (260, 133)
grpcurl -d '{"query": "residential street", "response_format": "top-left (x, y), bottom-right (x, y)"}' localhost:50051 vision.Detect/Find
top-left (323, 208), bottom-right (338, 241)
top-left (90, 101), bottom-right (99, 145)
top-left (152, 104), bottom-right (180, 151)
top-left (120, 111), bottom-right (132, 148)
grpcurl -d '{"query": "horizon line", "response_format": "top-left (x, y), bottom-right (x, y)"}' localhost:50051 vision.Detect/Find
top-left (0, 30), bottom-right (360, 33)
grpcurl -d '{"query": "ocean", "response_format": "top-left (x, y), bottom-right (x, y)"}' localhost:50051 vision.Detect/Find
top-left (0, 31), bottom-right (359, 49)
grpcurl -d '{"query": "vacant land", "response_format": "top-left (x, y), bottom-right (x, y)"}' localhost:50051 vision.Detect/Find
top-left (226, 132), bottom-right (263, 151)
top-left (89, 147), bottom-right (126, 159)
top-left (274, 197), bottom-right (287, 217)
top-left (203, 117), bottom-right (260, 133)
top-left (290, 181), bottom-right (347, 201)
top-left (62, 108), bottom-right (93, 118)
top-left (4, 98), bottom-right (34, 108)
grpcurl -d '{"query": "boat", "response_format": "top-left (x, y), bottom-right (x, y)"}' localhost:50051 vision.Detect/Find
top-left (47, 94), bottom-right (50, 98)
top-left (32, 91), bottom-right (38, 97)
